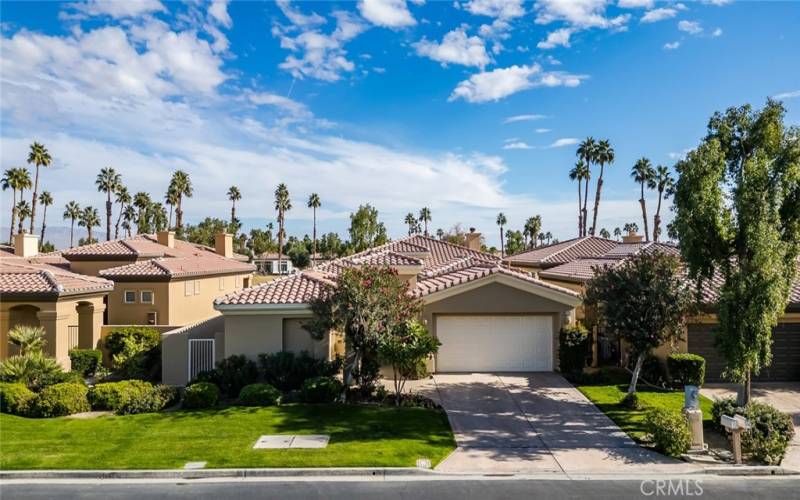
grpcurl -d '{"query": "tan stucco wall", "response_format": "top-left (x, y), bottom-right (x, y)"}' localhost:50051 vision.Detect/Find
top-left (107, 281), bottom-right (170, 325)
top-left (161, 315), bottom-right (224, 386)
top-left (283, 318), bottom-right (329, 359)
top-left (68, 259), bottom-right (135, 277)
top-left (224, 315), bottom-right (285, 361)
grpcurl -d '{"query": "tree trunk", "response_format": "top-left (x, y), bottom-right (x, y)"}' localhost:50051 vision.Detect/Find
top-left (737, 370), bottom-right (752, 406)
top-left (70, 219), bottom-right (75, 248)
top-left (312, 207), bottom-right (317, 265)
top-left (590, 164), bottom-right (605, 236)
top-left (499, 227), bottom-right (504, 257)
top-left (87, 226), bottom-right (93, 243)
top-left (29, 167), bottom-right (39, 234)
top-left (168, 205), bottom-right (173, 229)
top-left (341, 344), bottom-right (360, 403)
top-left (114, 202), bottom-right (124, 239)
top-left (8, 189), bottom-right (16, 244)
top-left (176, 196), bottom-right (183, 235)
top-left (278, 215), bottom-right (284, 274)
top-left (653, 188), bottom-right (664, 242)
top-left (106, 194), bottom-right (112, 241)
top-left (639, 182), bottom-right (650, 242)
top-left (628, 352), bottom-right (645, 395)
top-left (39, 205), bottom-right (47, 247)
top-left (577, 181), bottom-right (583, 237)
top-left (582, 176), bottom-right (590, 237)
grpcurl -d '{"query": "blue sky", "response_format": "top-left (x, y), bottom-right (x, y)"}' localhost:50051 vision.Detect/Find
top-left (1, 0), bottom-right (798, 246)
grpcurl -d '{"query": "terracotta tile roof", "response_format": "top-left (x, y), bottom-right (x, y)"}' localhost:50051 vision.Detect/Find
top-left (0, 258), bottom-right (113, 297)
top-left (62, 234), bottom-right (249, 261)
top-left (216, 273), bottom-right (329, 305)
top-left (100, 255), bottom-right (254, 280)
top-left (503, 237), bottom-right (618, 266)
top-left (0, 246), bottom-right (70, 268)
top-left (540, 258), bottom-right (622, 283)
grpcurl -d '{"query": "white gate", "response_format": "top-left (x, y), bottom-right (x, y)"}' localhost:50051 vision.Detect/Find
top-left (188, 339), bottom-right (215, 382)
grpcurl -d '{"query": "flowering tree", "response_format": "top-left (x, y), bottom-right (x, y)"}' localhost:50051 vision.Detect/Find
top-left (378, 320), bottom-right (440, 404)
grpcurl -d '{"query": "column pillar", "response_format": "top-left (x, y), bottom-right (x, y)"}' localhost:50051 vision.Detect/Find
top-left (36, 310), bottom-right (71, 369)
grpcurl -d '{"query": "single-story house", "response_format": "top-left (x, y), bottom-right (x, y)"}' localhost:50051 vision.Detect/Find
top-left (252, 252), bottom-right (294, 275)
top-left (162, 233), bottom-right (581, 385)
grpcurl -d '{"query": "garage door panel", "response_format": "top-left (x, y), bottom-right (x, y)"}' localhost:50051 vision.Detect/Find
top-left (436, 315), bottom-right (552, 372)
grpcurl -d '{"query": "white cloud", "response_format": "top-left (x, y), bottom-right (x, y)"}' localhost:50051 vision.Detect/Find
top-left (414, 26), bottom-right (491, 68)
top-left (640, 8), bottom-right (677, 23)
top-left (276, 0), bottom-right (326, 28)
top-left (503, 114), bottom-right (546, 124)
top-left (703, 0), bottom-right (731, 5)
top-left (711, 27), bottom-right (723, 37)
top-left (773, 89), bottom-right (800, 100)
top-left (547, 137), bottom-right (579, 148)
top-left (534, 0), bottom-right (630, 30)
top-left (462, 0), bottom-right (525, 19)
top-left (618, 0), bottom-right (653, 8)
top-left (535, 128), bottom-right (551, 133)
top-left (372, 66), bottom-right (386, 73)
top-left (208, 0), bottom-right (232, 28)
top-left (663, 41), bottom-right (680, 50)
top-left (68, 0), bottom-right (165, 19)
top-left (537, 27), bottom-right (574, 49)
top-left (678, 20), bottom-right (703, 35)
top-left (358, 0), bottom-right (416, 29)
top-left (503, 141), bottom-right (532, 150)
top-left (449, 64), bottom-right (586, 103)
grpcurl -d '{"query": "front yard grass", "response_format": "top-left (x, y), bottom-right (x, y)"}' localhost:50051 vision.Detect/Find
top-left (0, 404), bottom-right (455, 470)
top-left (578, 384), bottom-right (714, 441)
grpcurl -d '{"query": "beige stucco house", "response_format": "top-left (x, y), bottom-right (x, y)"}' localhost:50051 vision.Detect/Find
top-left (1, 234), bottom-right (113, 367)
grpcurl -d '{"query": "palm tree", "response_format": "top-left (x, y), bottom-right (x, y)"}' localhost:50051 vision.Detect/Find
top-left (545, 231), bottom-right (552, 245)
top-left (436, 228), bottom-right (445, 240)
top-left (630, 157), bottom-right (655, 242)
top-left (8, 325), bottom-right (47, 355)
top-left (2, 168), bottom-right (30, 243)
top-left (419, 207), bottom-right (431, 236)
top-left (122, 205), bottom-right (136, 237)
top-left (151, 202), bottom-right (168, 231)
top-left (523, 215), bottom-right (541, 248)
top-left (15, 201), bottom-right (31, 235)
top-left (568, 160), bottom-right (590, 237)
top-left (228, 185), bottom-right (242, 228)
top-left (37, 191), bottom-right (53, 248)
top-left (169, 171), bottom-right (193, 236)
top-left (63, 201), bottom-right (81, 248)
top-left (576, 137), bottom-right (596, 236)
top-left (133, 192), bottom-right (151, 234)
top-left (589, 139), bottom-right (614, 236)
top-left (274, 183), bottom-right (291, 273)
top-left (496, 212), bottom-right (507, 257)
top-left (613, 227), bottom-right (622, 241)
top-left (538, 233), bottom-right (546, 246)
top-left (651, 165), bottom-right (674, 242)
top-left (307, 193), bottom-right (320, 263)
top-left (95, 167), bottom-right (121, 241)
top-left (404, 213), bottom-right (417, 236)
top-left (113, 185), bottom-right (131, 239)
top-left (164, 186), bottom-right (179, 229)
top-left (27, 142), bottom-right (52, 234)
top-left (599, 228), bottom-right (611, 239)
top-left (78, 206), bottom-right (100, 243)
top-left (623, 222), bottom-right (639, 234)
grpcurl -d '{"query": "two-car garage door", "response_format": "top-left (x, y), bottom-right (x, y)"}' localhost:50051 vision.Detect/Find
top-left (436, 315), bottom-right (553, 372)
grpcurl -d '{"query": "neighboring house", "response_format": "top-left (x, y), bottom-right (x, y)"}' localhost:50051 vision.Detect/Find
top-left (253, 252), bottom-right (294, 275)
top-left (162, 234), bottom-right (581, 385)
top-left (504, 232), bottom-right (800, 382)
top-left (62, 232), bottom-right (255, 327)
top-left (0, 234), bottom-right (113, 367)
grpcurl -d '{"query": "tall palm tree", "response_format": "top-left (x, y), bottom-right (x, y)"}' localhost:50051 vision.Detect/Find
top-left (62, 201), bottom-right (81, 248)
top-left (122, 205), bottom-right (136, 237)
top-left (545, 231), bottom-right (552, 245)
top-left (630, 157), bottom-right (655, 242)
top-left (568, 160), bottom-right (590, 237)
top-left (599, 228), bottom-right (610, 239)
top-left (576, 137), bottom-right (596, 237)
top-left (307, 193), bottom-right (320, 263)
top-left (169, 170), bottom-right (193, 236)
top-left (2, 168), bottom-right (29, 243)
top-left (589, 139), bottom-right (614, 236)
top-left (151, 203), bottom-right (168, 231)
top-left (523, 215), bottom-right (542, 248)
top-left (496, 212), bottom-right (507, 257)
top-left (95, 167), bottom-right (121, 241)
top-left (15, 201), bottom-right (31, 235)
top-left (404, 213), bottom-right (417, 236)
top-left (538, 233), bottom-right (546, 246)
top-left (651, 165), bottom-right (674, 242)
top-left (114, 185), bottom-right (131, 239)
top-left (78, 206), bottom-right (100, 244)
top-left (436, 228), bottom-right (445, 240)
top-left (228, 185), bottom-right (242, 227)
top-left (27, 142), bottom-right (52, 234)
top-left (274, 183), bottom-right (291, 273)
top-left (133, 192), bottom-right (151, 234)
top-left (164, 186), bottom-right (179, 229)
top-left (37, 191), bottom-right (53, 248)
top-left (418, 207), bottom-right (431, 236)
top-left (613, 227), bottom-right (622, 241)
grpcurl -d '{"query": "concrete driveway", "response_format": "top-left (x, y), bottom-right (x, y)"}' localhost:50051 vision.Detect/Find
top-left (419, 373), bottom-right (698, 474)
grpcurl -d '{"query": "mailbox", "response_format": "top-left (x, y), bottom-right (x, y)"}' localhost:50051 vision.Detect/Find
top-left (720, 414), bottom-right (750, 464)
top-left (684, 385), bottom-right (700, 409)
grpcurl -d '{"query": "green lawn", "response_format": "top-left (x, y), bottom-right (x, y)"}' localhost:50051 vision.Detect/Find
top-left (578, 385), bottom-right (714, 441)
top-left (0, 404), bottom-right (455, 470)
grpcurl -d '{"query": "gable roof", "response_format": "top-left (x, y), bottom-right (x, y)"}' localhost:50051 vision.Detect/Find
top-left (0, 258), bottom-right (113, 298)
top-left (503, 237), bottom-right (619, 267)
top-left (63, 234), bottom-right (249, 261)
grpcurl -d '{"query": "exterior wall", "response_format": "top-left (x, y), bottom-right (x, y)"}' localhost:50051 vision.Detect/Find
top-left (68, 259), bottom-right (135, 277)
top-left (167, 273), bottom-right (252, 326)
top-left (161, 315), bottom-right (225, 386)
top-left (283, 318), bottom-right (329, 359)
top-left (224, 315), bottom-right (284, 361)
top-left (107, 281), bottom-right (171, 325)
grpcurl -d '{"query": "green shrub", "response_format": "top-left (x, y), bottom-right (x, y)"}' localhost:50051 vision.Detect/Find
top-left (0, 382), bottom-right (36, 416)
top-left (621, 392), bottom-right (642, 410)
top-left (559, 323), bottom-right (589, 376)
top-left (104, 327), bottom-right (161, 381)
top-left (69, 349), bottom-right (102, 377)
top-left (0, 352), bottom-right (65, 390)
top-left (571, 366), bottom-right (630, 386)
top-left (89, 380), bottom-right (173, 414)
top-left (182, 382), bottom-right (219, 409)
top-left (744, 402), bottom-right (796, 465)
top-left (710, 398), bottom-right (741, 432)
top-left (238, 383), bottom-right (281, 406)
top-left (31, 382), bottom-right (90, 417)
top-left (193, 355), bottom-right (259, 398)
top-left (258, 351), bottom-right (341, 392)
top-left (667, 353), bottom-right (706, 388)
top-left (301, 376), bottom-right (343, 403)
top-left (154, 384), bottom-right (180, 409)
top-left (645, 408), bottom-right (691, 457)
top-left (627, 353), bottom-right (667, 388)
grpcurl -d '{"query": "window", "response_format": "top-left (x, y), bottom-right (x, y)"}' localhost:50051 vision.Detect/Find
top-left (184, 280), bottom-right (193, 296)
top-left (280, 262), bottom-right (288, 274)
top-left (140, 290), bottom-right (154, 304)
top-left (147, 311), bottom-right (158, 325)
top-left (124, 290), bottom-right (136, 304)
top-left (243, 277), bottom-right (250, 288)
top-left (194, 280), bottom-right (200, 295)
top-left (218, 277), bottom-right (225, 290)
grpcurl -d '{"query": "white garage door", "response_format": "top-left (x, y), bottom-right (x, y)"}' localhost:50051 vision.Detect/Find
top-left (436, 315), bottom-right (553, 372)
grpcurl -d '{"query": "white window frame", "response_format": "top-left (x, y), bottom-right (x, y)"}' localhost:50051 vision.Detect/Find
top-left (123, 290), bottom-right (136, 304)
top-left (140, 290), bottom-right (154, 304)
top-left (188, 339), bottom-right (215, 381)
top-left (194, 280), bottom-right (200, 295)
top-left (184, 280), bottom-right (192, 296)
top-left (218, 276), bottom-right (225, 290)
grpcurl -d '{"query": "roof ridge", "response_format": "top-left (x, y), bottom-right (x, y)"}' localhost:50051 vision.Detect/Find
top-left (150, 258), bottom-right (172, 275)
top-left (412, 234), bottom-right (498, 260)
top-left (39, 269), bottom-right (64, 293)
top-left (542, 237), bottom-right (592, 262)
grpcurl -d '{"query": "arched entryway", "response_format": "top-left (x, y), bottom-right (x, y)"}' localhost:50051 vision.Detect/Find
top-left (6, 304), bottom-right (41, 356)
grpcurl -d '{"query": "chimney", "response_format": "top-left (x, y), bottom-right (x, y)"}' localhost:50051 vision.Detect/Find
top-left (14, 233), bottom-right (38, 258)
top-left (622, 230), bottom-right (644, 244)
top-left (215, 233), bottom-right (233, 258)
top-left (465, 227), bottom-right (481, 252)
top-left (157, 230), bottom-right (175, 248)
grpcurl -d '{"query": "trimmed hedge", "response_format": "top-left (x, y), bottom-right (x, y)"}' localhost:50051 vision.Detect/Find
top-left (301, 376), bottom-right (343, 403)
top-left (258, 351), bottom-right (341, 392)
top-left (69, 349), bottom-right (103, 377)
top-left (89, 380), bottom-right (176, 415)
top-left (558, 323), bottom-right (589, 376)
top-left (238, 383), bottom-right (281, 406)
top-left (711, 398), bottom-right (795, 465)
top-left (104, 327), bottom-right (161, 381)
top-left (0, 382), bottom-right (36, 416)
top-left (646, 408), bottom-right (691, 457)
top-left (30, 382), bottom-right (90, 417)
top-left (193, 355), bottom-right (259, 398)
top-left (667, 353), bottom-right (705, 388)
top-left (183, 382), bottom-right (219, 409)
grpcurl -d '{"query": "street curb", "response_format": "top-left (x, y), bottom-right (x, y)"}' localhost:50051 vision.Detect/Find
top-left (0, 467), bottom-right (438, 481)
top-left (698, 466), bottom-right (800, 476)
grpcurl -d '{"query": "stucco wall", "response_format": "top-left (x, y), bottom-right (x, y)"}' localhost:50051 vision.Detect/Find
top-left (283, 318), bottom-right (328, 359)
top-left (167, 273), bottom-right (251, 326)
top-left (68, 259), bottom-right (135, 277)
top-left (107, 281), bottom-right (170, 325)
top-left (161, 315), bottom-right (224, 386)
top-left (224, 315), bottom-right (284, 361)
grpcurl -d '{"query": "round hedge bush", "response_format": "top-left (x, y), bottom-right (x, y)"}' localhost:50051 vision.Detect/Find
top-left (667, 353), bottom-right (706, 388)
top-left (182, 382), bottom-right (219, 409)
top-left (238, 383), bottom-right (281, 406)
top-left (301, 376), bottom-right (343, 403)
top-left (712, 398), bottom-right (795, 465)
top-left (645, 408), bottom-right (691, 457)
top-left (0, 382), bottom-right (36, 416)
top-left (89, 380), bottom-right (174, 415)
top-left (31, 382), bottom-right (90, 417)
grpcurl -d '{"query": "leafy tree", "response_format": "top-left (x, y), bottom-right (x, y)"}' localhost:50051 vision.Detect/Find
top-left (505, 229), bottom-right (525, 255)
top-left (599, 228), bottom-right (611, 239)
top-left (348, 204), bottom-right (387, 253)
top-left (113, 185), bottom-right (131, 240)
top-left (247, 224), bottom-right (277, 256)
top-left (670, 100), bottom-right (800, 403)
top-left (590, 139), bottom-right (615, 236)
top-left (613, 227), bottom-right (622, 241)
top-left (496, 212), bottom-right (507, 256)
top-left (651, 165), bottom-right (674, 242)
top-left (40, 241), bottom-right (55, 252)
top-left (27, 142), bottom-right (51, 234)
top-left (523, 215), bottom-right (542, 248)
top-left (623, 222), bottom-right (639, 234)
top-left (133, 192), bottom-right (152, 234)
top-left (378, 320), bottom-right (440, 404)
top-left (584, 252), bottom-right (693, 395)
top-left (631, 157), bottom-right (655, 242)
top-left (287, 239), bottom-right (311, 268)
top-left (305, 266), bottom-right (422, 401)
top-left (95, 167), bottom-right (121, 241)
top-left (569, 160), bottom-right (590, 237)
top-left (274, 183), bottom-right (292, 273)
top-left (169, 170), bottom-right (193, 237)
top-left (307, 193), bottom-right (321, 263)
top-left (2, 167), bottom-right (31, 243)
top-left (15, 200), bottom-right (31, 235)
top-left (62, 201), bottom-right (81, 248)
top-left (185, 217), bottom-right (232, 247)
top-left (122, 205), bottom-right (136, 237)
top-left (419, 207), bottom-right (432, 236)
top-left (37, 191), bottom-right (53, 248)
top-left (545, 231), bottom-right (553, 245)
top-left (78, 206), bottom-right (100, 243)
top-left (8, 325), bottom-right (47, 356)
top-left (318, 231), bottom-right (345, 258)
top-left (150, 202), bottom-right (168, 232)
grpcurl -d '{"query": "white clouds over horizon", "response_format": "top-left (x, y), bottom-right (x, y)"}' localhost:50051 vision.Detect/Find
top-left (449, 64), bottom-right (586, 103)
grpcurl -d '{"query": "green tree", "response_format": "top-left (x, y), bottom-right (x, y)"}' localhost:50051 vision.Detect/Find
top-left (150, 202), bottom-right (168, 232)
top-left (584, 252), bottom-right (693, 395)
top-left (113, 185), bottom-right (131, 240)
top-left (164, 185), bottom-right (179, 230)
top-left (122, 205), bottom-right (136, 237)
top-left (523, 215), bottom-right (542, 248)
top-left (8, 325), bottom-right (46, 356)
top-left (378, 320), bottom-right (440, 404)
top-left (496, 212), bottom-right (507, 257)
top-left (613, 227), bottom-right (622, 240)
top-left (631, 157), bottom-right (655, 242)
top-left (247, 224), bottom-right (277, 256)
top-left (569, 160), bottom-right (590, 237)
top-left (348, 204), bottom-right (387, 253)
top-left (404, 212), bottom-right (418, 236)
top-left (505, 229), bottom-right (525, 255)
top-left (62, 201), bottom-right (81, 248)
top-left (287, 239), bottom-right (311, 268)
top-left (37, 191), bottom-right (53, 248)
top-left (545, 231), bottom-right (552, 244)
top-left (670, 100), bottom-right (800, 404)
top-left (419, 207), bottom-right (432, 236)
top-left (307, 193), bottom-right (321, 263)
top-left (436, 228), bottom-right (445, 240)
top-left (599, 228), bottom-right (611, 239)
top-left (590, 139), bottom-right (615, 236)
top-left (26, 142), bottom-right (51, 234)
top-left (133, 192), bottom-right (152, 234)
top-left (2, 167), bottom-right (32, 243)
top-left (228, 186), bottom-right (242, 235)
top-left (15, 201), bottom-right (31, 235)
top-left (95, 167), bottom-right (121, 241)
top-left (576, 138), bottom-right (596, 236)
top-left (78, 206), bottom-right (100, 244)
top-left (169, 170), bottom-right (193, 237)
top-left (185, 217), bottom-right (231, 247)
top-left (651, 165), bottom-right (674, 242)
top-left (274, 183), bottom-right (292, 274)
top-left (623, 222), bottom-right (639, 234)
